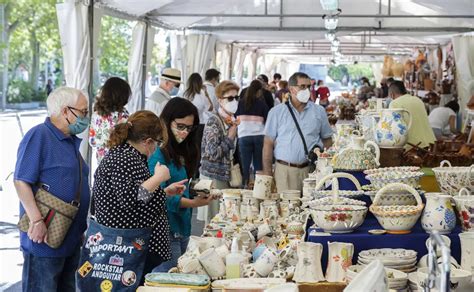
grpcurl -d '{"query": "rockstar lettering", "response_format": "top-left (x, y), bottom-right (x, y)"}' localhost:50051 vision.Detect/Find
top-left (89, 243), bottom-right (133, 255)
top-left (91, 263), bottom-right (123, 281)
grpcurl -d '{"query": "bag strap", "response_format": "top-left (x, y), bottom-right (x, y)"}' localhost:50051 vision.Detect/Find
top-left (215, 113), bottom-right (236, 164)
top-left (72, 153), bottom-right (82, 207)
top-left (285, 101), bottom-right (308, 156)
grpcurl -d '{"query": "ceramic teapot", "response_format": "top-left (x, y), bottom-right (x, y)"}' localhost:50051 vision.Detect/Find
top-left (374, 108), bottom-right (412, 148)
top-left (332, 131), bottom-right (380, 171)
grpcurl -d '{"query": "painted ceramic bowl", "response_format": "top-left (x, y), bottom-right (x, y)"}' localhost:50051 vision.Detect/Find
top-left (417, 268), bottom-right (472, 291)
top-left (312, 190), bottom-right (365, 199)
top-left (308, 197), bottom-right (366, 207)
top-left (365, 171), bottom-right (424, 189)
top-left (310, 205), bottom-right (367, 233)
top-left (363, 166), bottom-right (420, 176)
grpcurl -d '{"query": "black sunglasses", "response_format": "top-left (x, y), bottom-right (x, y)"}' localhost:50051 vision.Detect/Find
top-left (223, 95), bottom-right (239, 102)
top-left (173, 121), bottom-right (197, 132)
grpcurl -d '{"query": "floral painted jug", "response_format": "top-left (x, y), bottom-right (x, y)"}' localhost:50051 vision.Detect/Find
top-left (374, 108), bottom-right (412, 148)
top-left (421, 192), bottom-right (456, 234)
top-left (326, 242), bottom-right (354, 282)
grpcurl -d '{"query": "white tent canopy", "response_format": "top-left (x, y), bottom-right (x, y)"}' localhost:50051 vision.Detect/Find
top-left (96, 0), bottom-right (473, 60)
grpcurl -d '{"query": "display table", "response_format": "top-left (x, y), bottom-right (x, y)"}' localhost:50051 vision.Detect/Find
top-left (305, 217), bottom-right (462, 269)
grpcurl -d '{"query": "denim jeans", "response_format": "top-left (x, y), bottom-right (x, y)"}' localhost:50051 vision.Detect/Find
top-left (22, 245), bottom-right (80, 292)
top-left (238, 135), bottom-right (264, 186)
top-left (152, 234), bottom-right (190, 273)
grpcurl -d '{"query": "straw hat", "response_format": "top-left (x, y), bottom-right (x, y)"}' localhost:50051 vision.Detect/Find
top-left (160, 68), bottom-right (182, 83)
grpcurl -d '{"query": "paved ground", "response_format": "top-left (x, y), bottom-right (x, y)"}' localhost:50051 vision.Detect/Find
top-left (0, 110), bottom-right (204, 291)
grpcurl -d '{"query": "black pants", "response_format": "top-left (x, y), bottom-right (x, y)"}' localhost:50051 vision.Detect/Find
top-left (141, 251), bottom-right (166, 284)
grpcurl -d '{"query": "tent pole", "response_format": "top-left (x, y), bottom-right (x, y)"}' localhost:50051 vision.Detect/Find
top-left (141, 21), bottom-right (149, 110)
top-left (87, 0), bottom-right (94, 180)
top-left (228, 42), bottom-right (234, 80)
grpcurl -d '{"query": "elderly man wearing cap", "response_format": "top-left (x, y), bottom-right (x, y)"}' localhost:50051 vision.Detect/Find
top-left (146, 68), bottom-right (182, 116)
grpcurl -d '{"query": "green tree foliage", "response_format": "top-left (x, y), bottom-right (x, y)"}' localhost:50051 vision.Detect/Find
top-left (328, 63), bottom-right (374, 84)
top-left (98, 16), bottom-right (134, 79)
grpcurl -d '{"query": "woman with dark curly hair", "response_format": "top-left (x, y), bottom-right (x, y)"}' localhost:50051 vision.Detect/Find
top-left (89, 77), bottom-right (131, 162)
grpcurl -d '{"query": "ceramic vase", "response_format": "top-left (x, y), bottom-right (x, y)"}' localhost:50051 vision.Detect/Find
top-left (459, 232), bottom-right (474, 273)
top-left (374, 108), bottom-right (412, 148)
top-left (293, 242), bottom-right (325, 283)
top-left (253, 174), bottom-right (273, 200)
top-left (421, 192), bottom-right (456, 234)
top-left (326, 242), bottom-right (354, 282)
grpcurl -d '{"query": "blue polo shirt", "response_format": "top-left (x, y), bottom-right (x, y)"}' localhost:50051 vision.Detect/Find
top-left (148, 149), bottom-right (192, 237)
top-left (14, 118), bottom-right (90, 257)
top-left (265, 100), bottom-right (333, 164)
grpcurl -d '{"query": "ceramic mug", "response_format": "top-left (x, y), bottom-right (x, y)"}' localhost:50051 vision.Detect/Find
top-left (257, 222), bottom-right (273, 240)
top-left (268, 269), bottom-right (287, 279)
top-left (254, 248), bottom-right (279, 277)
top-left (215, 244), bottom-right (230, 260)
top-left (242, 264), bottom-right (258, 278)
top-left (181, 258), bottom-right (207, 275)
top-left (253, 174), bottom-right (273, 200)
top-left (198, 248), bottom-right (226, 278)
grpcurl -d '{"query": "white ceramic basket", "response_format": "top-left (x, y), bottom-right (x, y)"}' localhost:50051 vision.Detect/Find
top-left (369, 183), bottom-right (424, 234)
top-left (432, 160), bottom-right (474, 196)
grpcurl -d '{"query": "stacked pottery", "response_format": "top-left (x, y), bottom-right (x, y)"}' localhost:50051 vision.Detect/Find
top-left (374, 108), bottom-right (412, 148)
top-left (241, 190), bottom-right (260, 222)
top-left (222, 189), bottom-right (242, 222)
top-left (357, 248), bottom-right (417, 273)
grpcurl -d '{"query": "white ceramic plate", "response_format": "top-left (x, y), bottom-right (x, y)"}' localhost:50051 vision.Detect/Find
top-left (359, 248), bottom-right (417, 260)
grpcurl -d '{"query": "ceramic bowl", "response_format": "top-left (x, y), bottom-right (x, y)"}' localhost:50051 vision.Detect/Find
top-left (365, 171), bottom-right (424, 189)
top-left (347, 265), bottom-right (408, 289)
top-left (308, 197), bottom-right (366, 207)
top-left (363, 166), bottom-right (420, 176)
top-left (280, 190), bottom-right (301, 200)
top-left (365, 190), bottom-right (424, 206)
top-left (417, 267), bottom-right (472, 291)
top-left (310, 205), bottom-right (367, 233)
top-left (312, 190), bottom-right (365, 199)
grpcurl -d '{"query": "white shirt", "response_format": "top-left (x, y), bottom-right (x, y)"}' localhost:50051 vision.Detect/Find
top-left (188, 90), bottom-right (212, 125)
top-left (145, 87), bottom-right (170, 116)
top-left (204, 81), bottom-right (219, 111)
top-left (429, 107), bottom-right (456, 130)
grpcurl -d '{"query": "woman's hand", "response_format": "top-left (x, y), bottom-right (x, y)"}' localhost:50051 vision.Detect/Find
top-left (228, 124), bottom-right (237, 140)
top-left (192, 195), bottom-right (215, 207)
top-left (153, 162), bottom-right (171, 184)
top-left (28, 220), bottom-right (48, 244)
top-left (164, 179), bottom-right (187, 196)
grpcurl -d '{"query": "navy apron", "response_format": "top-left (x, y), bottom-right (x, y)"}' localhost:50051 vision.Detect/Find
top-left (77, 219), bottom-right (151, 291)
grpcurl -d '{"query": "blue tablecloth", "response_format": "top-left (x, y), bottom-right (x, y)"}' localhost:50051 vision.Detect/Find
top-left (305, 217), bottom-right (462, 269)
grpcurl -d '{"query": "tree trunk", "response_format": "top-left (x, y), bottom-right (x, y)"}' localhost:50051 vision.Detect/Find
top-left (1, 3), bottom-right (20, 110)
top-left (30, 30), bottom-right (40, 95)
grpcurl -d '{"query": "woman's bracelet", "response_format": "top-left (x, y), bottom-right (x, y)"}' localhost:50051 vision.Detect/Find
top-left (31, 218), bottom-right (44, 227)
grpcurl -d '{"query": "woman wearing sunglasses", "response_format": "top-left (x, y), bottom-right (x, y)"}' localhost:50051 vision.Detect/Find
top-left (198, 80), bottom-right (240, 223)
top-left (148, 98), bottom-right (217, 272)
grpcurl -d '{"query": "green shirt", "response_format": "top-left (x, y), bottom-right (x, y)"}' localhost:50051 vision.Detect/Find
top-left (389, 94), bottom-right (436, 148)
top-left (148, 148), bottom-right (192, 237)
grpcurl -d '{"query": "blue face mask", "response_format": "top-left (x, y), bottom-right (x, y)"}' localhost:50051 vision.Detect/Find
top-left (169, 86), bottom-right (179, 96)
top-left (67, 107), bottom-right (90, 135)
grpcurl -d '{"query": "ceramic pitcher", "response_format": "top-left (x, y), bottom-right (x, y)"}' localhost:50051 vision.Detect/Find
top-left (374, 108), bottom-right (412, 148)
top-left (326, 242), bottom-right (354, 282)
top-left (293, 242), bottom-right (325, 283)
top-left (459, 232), bottom-right (474, 273)
top-left (333, 132), bottom-right (380, 171)
top-left (421, 192), bottom-right (456, 234)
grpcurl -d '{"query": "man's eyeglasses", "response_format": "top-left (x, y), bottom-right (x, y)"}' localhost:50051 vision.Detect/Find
top-left (173, 121), bottom-right (197, 132)
top-left (223, 95), bottom-right (239, 102)
top-left (67, 106), bottom-right (89, 117)
top-left (292, 84), bottom-right (311, 90)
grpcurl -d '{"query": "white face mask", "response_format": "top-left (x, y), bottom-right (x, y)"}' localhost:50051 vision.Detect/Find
top-left (296, 88), bottom-right (311, 103)
top-left (222, 99), bottom-right (238, 114)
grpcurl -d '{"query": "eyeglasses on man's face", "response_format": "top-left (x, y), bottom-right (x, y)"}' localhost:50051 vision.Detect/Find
top-left (67, 106), bottom-right (89, 118)
top-left (292, 84), bottom-right (311, 90)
